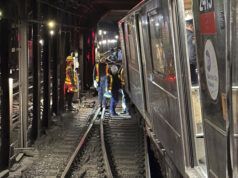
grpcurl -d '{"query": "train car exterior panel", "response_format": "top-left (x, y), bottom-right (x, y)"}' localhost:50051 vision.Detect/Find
top-left (205, 121), bottom-right (226, 178)
top-left (148, 81), bottom-right (181, 134)
top-left (120, 0), bottom-right (238, 177)
top-left (136, 14), bottom-right (152, 119)
top-left (123, 12), bottom-right (147, 114)
top-left (120, 0), bottom-right (189, 176)
top-left (192, 0), bottom-right (229, 176)
top-left (128, 65), bottom-right (144, 111)
top-left (143, 1), bottom-right (178, 97)
top-left (141, 0), bottom-right (185, 171)
top-left (152, 108), bottom-right (185, 175)
top-left (137, 9), bottom-right (154, 119)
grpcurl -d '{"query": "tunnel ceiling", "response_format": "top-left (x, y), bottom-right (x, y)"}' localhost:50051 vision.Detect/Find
top-left (43, 0), bottom-right (142, 28)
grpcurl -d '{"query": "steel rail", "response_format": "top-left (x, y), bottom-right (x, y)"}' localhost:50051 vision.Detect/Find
top-left (144, 129), bottom-right (151, 178)
top-left (100, 107), bottom-right (113, 178)
top-left (60, 107), bottom-right (101, 178)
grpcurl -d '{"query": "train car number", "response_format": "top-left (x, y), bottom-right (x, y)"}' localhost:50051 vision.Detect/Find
top-left (200, 0), bottom-right (213, 12)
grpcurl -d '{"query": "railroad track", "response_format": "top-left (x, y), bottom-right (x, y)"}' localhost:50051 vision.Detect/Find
top-left (60, 107), bottom-right (150, 178)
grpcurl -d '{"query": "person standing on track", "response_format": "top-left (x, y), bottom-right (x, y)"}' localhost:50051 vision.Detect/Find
top-left (107, 65), bottom-right (122, 116)
top-left (93, 54), bottom-right (109, 110)
top-left (65, 56), bottom-right (77, 111)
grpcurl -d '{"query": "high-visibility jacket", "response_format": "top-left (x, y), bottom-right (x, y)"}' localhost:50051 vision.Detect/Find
top-left (93, 62), bottom-right (109, 83)
top-left (108, 73), bottom-right (121, 92)
top-left (119, 68), bottom-right (125, 86)
top-left (108, 67), bottom-right (125, 91)
top-left (65, 65), bottom-right (76, 86)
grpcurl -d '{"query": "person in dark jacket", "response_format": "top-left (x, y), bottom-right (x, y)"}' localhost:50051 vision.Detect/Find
top-left (108, 65), bottom-right (121, 116)
top-left (93, 56), bottom-right (109, 109)
top-left (186, 18), bottom-right (198, 85)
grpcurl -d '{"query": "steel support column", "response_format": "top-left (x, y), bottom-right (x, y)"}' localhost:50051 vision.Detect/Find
top-left (0, 19), bottom-right (10, 170)
top-left (59, 32), bottom-right (65, 113)
top-left (19, 20), bottom-right (28, 147)
top-left (32, 0), bottom-right (41, 140)
top-left (42, 28), bottom-right (51, 128)
top-left (79, 34), bottom-right (84, 91)
top-left (52, 32), bottom-right (59, 115)
top-left (18, 0), bottom-right (28, 147)
top-left (65, 32), bottom-right (71, 57)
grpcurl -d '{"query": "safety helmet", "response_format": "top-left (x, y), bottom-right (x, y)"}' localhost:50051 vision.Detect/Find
top-left (185, 10), bottom-right (193, 21)
top-left (66, 56), bottom-right (73, 62)
top-left (100, 57), bottom-right (106, 63)
top-left (100, 53), bottom-right (105, 58)
top-left (111, 65), bottom-right (118, 74)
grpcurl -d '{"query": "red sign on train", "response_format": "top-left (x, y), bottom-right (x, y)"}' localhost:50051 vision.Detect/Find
top-left (200, 12), bottom-right (216, 34)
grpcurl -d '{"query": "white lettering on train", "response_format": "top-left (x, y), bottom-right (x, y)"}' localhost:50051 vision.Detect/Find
top-left (200, 0), bottom-right (213, 12)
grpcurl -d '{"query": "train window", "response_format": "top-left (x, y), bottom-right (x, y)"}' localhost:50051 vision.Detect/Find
top-left (127, 21), bottom-right (138, 66)
top-left (148, 9), bottom-right (175, 77)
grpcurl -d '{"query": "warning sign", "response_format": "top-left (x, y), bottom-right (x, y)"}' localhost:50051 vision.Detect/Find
top-left (204, 39), bottom-right (219, 100)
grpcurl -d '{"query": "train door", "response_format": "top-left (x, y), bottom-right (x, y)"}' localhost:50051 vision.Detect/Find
top-left (192, 0), bottom-right (231, 177)
top-left (183, 0), bottom-right (208, 174)
top-left (170, 0), bottom-right (208, 176)
top-left (134, 14), bottom-right (150, 116)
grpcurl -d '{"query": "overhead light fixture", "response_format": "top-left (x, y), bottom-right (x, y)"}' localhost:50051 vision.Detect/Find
top-left (39, 39), bottom-right (44, 45)
top-left (102, 40), bottom-right (107, 44)
top-left (98, 30), bottom-right (102, 35)
top-left (48, 20), bottom-right (55, 29)
top-left (115, 35), bottom-right (119, 39)
top-left (103, 31), bottom-right (107, 35)
top-left (0, 10), bottom-right (2, 20)
top-left (50, 30), bottom-right (55, 36)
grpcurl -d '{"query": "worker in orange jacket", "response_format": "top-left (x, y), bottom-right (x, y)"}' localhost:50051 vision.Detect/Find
top-left (65, 56), bottom-right (77, 111)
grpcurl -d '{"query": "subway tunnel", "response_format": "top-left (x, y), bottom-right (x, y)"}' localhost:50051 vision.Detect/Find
top-left (1, 0), bottom-right (238, 177)
top-left (0, 0), bottom-right (141, 174)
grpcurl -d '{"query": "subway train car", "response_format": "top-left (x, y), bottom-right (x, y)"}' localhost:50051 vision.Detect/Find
top-left (119, 0), bottom-right (237, 177)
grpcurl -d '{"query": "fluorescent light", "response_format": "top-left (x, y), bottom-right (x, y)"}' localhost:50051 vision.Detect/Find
top-left (98, 30), bottom-right (102, 35)
top-left (50, 30), bottom-right (55, 35)
top-left (39, 39), bottom-right (44, 45)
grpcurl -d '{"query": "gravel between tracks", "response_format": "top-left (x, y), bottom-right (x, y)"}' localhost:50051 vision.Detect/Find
top-left (9, 99), bottom-right (96, 178)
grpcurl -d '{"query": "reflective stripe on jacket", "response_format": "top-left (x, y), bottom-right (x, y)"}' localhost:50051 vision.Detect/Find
top-left (65, 66), bottom-right (76, 85)
top-left (119, 68), bottom-right (125, 86)
top-left (108, 73), bottom-right (121, 92)
top-left (93, 63), bottom-right (109, 83)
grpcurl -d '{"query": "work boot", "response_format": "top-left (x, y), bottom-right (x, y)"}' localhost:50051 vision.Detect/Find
top-left (110, 112), bottom-right (118, 117)
top-left (120, 110), bottom-right (129, 115)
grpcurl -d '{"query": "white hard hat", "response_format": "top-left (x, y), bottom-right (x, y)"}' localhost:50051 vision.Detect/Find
top-left (111, 65), bottom-right (118, 74)
top-left (185, 11), bottom-right (193, 21)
